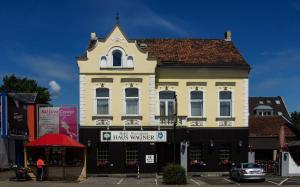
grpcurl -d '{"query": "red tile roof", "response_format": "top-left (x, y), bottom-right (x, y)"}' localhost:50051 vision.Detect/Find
top-left (249, 116), bottom-right (296, 137)
top-left (136, 39), bottom-right (249, 67)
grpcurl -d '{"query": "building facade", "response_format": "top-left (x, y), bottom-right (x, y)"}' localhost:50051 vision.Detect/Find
top-left (77, 23), bottom-right (250, 174)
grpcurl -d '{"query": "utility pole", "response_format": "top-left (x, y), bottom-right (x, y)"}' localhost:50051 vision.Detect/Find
top-left (173, 93), bottom-right (177, 164)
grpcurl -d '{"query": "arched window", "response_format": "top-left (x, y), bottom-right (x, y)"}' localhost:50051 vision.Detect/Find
top-left (100, 56), bottom-right (107, 67)
top-left (190, 91), bottom-right (203, 116)
top-left (112, 50), bottom-right (122, 66)
top-left (159, 91), bottom-right (175, 116)
top-left (96, 88), bottom-right (109, 115)
top-left (219, 91), bottom-right (232, 117)
top-left (125, 88), bottom-right (139, 115)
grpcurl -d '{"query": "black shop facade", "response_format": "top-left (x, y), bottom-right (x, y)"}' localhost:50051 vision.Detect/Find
top-left (79, 127), bottom-right (248, 174)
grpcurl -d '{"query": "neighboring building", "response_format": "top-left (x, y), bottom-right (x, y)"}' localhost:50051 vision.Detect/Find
top-left (0, 93), bottom-right (37, 168)
top-left (249, 96), bottom-right (298, 164)
top-left (77, 21), bottom-right (250, 173)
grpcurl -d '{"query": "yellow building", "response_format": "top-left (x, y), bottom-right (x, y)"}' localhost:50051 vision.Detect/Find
top-left (77, 21), bottom-right (250, 174)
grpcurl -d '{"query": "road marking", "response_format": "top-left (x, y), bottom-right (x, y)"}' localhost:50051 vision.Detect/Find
top-left (279, 178), bottom-right (289, 185)
top-left (223, 178), bottom-right (240, 186)
top-left (155, 178), bottom-right (158, 185)
top-left (190, 178), bottom-right (202, 186)
top-left (266, 180), bottom-right (280, 185)
top-left (117, 177), bottom-right (125, 184)
top-left (287, 179), bottom-right (300, 183)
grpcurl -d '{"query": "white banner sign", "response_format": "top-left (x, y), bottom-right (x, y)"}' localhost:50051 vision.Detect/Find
top-left (100, 131), bottom-right (167, 142)
top-left (38, 107), bottom-right (60, 137)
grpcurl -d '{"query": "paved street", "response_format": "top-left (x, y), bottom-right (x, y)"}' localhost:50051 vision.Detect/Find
top-left (2, 170), bottom-right (300, 187)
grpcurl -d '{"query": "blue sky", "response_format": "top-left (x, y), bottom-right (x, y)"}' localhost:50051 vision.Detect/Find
top-left (1, 0), bottom-right (300, 112)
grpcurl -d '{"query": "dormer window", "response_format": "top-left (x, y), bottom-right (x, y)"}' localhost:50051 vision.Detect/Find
top-left (253, 105), bottom-right (273, 116)
top-left (112, 50), bottom-right (122, 66)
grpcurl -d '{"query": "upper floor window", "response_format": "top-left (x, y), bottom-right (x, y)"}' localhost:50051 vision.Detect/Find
top-left (125, 88), bottom-right (139, 115)
top-left (112, 50), bottom-right (122, 66)
top-left (253, 105), bottom-right (273, 116)
top-left (159, 91), bottom-right (175, 116)
top-left (219, 91), bottom-right (232, 117)
top-left (96, 88), bottom-right (109, 115)
top-left (190, 91), bottom-right (203, 117)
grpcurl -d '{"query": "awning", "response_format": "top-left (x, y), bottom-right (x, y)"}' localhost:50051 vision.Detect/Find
top-left (25, 133), bottom-right (85, 148)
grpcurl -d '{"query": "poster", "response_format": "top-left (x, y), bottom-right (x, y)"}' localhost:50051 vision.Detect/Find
top-left (38, 107), bottom-right (78, 140)
top-left (38, 107), bottom-right (59, 137)
top-left (59, 108), bottom-right (77, 140)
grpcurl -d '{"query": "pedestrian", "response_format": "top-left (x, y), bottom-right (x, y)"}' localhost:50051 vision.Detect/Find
top-left (36, 157), bottom-right (45, 181)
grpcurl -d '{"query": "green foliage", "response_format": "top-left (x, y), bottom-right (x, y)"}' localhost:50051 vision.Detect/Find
top-left (291, 111), bottom-right (300, 130)
top-left (163, 164), bottom-right (187, 185)
top-left (0, 74), bottom-right (51, 104)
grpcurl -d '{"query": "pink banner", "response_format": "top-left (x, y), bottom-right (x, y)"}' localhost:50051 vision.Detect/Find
top-left (59, 108), bottom-right (78, 140)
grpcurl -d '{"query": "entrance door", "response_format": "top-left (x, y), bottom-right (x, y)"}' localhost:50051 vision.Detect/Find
top-left (157, 143), bottom-right (180, 172)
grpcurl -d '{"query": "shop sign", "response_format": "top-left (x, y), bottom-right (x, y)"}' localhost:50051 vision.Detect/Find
top-left (100, 131), bottom-right (167, 142)
top-left (145, 155), bottom-right (155, 164)
top-left (38, 107), bottom-right (78, 140)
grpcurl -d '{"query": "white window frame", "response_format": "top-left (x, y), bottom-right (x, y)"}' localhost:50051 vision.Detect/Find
top-left (108, 47), bottom-right (127, 67)
top-left (188, 90), bottom-right (205, 117)
top-left (159, 91), bottom-right (175, 116)
top-left (124, 87), bottom-right (140, 116)
top-left (93, 87), bottom-right (112, 116)
top-left (218, 90), bottom-right (233, 117)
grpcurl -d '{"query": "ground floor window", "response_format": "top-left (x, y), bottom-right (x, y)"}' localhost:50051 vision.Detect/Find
top-left (97, 143), bottom-right (109, 167)
top-left (126, 144), bottom-right (139, 167)
top-left (218, 144), bottom-right (231, 166)
top-left (189, 145), bottom-right (204, 166)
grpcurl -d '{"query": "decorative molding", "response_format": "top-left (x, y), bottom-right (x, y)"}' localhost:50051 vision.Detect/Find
top-left (189, 121), bottom-right (205, 127)
top-left (95, 119), bottom-right (112, 126)
top-left (186, 82), bottom-right (207, 86)
top-left (215, 82), bottom-right (236, 86)
top-left (92, 116), bottom-right (113, 120)
top-left (123, 119), bottom-right (142, 126)
top-left (187, 117), bottom-right (207, 121)
top-left (91, 78), bottom-right (113, 83)
top-left (121, 116), bottom-right (143, 120)
top-left (243, 79), bottom-right (249, 127)
top-left (79, 75), bottom-right (86, 126)
top-left (157, 82), bottom-right (179, 86)
top-left (149, 75), bottom-right (156, 126)
top-left (218, 121), bottom-right (234, 127)
top-left (216, 117), bottom-right (236, 121)
top-left (120, 78), bottom-right (143, 82)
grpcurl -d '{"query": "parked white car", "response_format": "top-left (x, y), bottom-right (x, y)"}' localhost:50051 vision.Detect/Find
top-left (229, 163), bottom-right (265, 182)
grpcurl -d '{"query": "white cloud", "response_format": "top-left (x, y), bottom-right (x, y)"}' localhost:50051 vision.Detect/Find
top-left (49, 80), bottom-right (61, 95)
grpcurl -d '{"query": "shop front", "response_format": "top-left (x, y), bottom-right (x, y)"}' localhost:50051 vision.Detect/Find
top-left (80, 127), bottom-right (248, 174)
top-left (25, 133), bottom-right (86, 180)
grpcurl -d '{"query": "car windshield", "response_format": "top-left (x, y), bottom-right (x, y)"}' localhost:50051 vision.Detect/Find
top-left (242, 163), bottom-right (260, 168)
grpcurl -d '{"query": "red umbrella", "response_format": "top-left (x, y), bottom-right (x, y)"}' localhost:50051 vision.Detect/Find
top-left (25, 133), bottom-right (85, 148)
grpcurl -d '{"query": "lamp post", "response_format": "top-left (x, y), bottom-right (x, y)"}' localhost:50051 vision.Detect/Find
top-left (173, 93), bottom-right (178, 164)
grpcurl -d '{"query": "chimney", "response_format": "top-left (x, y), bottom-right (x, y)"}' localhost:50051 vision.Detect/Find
top-left (224, 30), bottom-right (232, 41)
top-left (91, 32), bottom-right (97, 40)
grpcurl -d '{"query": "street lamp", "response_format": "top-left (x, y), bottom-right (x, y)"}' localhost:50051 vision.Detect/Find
top-left (173, 93), bottom-right (178, 164)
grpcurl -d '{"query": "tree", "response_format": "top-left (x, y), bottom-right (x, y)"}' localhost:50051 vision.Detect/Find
top-left (291, 111), bottom-right (300, 130)
top-left (0, 74), bottom-right (51, 104)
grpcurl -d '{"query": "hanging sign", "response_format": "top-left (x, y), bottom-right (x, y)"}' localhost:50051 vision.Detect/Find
top-left (100, 131), bottom-right (167, 142)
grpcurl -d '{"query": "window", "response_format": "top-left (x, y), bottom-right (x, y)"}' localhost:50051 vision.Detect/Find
top-left (190, 145), bottom-right (203, 162)
top-left (112, 50), bottom-right (122, 66)
top-left (190, 91), bottom-right (203, 116)
top-left (97, 143), bottom-right (109, 166)
top-left (96, 88), bottom-right (109, 115)
top-left (219, 91), bottom-right (232, 117)
top-left (159, 91), bottom-right (175, 116)
top-left (126, 144), bottom-right (139, 165)
top-left (253, 105), bottom-right (273, 116)
top-left (125, 88), bottom-right (139, 115)
top-left (218, 144), bottom-right (231, 162)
